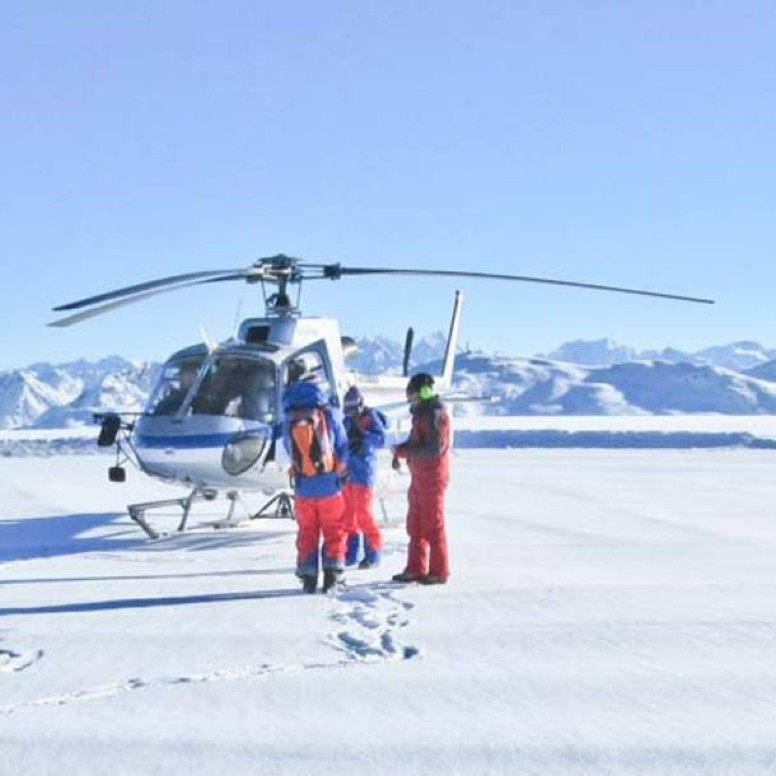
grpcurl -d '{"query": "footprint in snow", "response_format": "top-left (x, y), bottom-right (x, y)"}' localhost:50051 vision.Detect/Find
top-left (0, 647), bottom-right (44, 673)
top-left (327, 586), bottom-right (420, 662)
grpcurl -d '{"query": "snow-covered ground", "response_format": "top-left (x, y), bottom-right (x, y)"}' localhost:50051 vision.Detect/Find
top-left (3, 424), bottom-right (776, 774)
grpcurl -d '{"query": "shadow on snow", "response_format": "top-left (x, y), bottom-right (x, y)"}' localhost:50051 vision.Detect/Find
top-left (0, 587), bottom-right (304, 617)
top-left (0, 568), bottom-right (287, 588)
top-left (0, 511), bottom-right (293, 564)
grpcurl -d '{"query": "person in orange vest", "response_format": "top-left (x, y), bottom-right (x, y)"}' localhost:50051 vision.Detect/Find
top-left (391, 373), bottom-right (451, 585)
top-left (342, 386), bottom-right (388, 569)
top-left (282, 380), bottom-right (349, 593)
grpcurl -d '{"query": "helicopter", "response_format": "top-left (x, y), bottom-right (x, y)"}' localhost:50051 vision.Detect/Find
top-left (49, 254), bottom-right (713, 538)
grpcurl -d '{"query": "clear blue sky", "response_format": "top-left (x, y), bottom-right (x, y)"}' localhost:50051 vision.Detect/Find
top-left (2, 1), bottom-right (774, 370)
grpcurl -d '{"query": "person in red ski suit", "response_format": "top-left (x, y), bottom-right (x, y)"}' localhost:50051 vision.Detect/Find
top-left (282, 379), bottom-right (349, 594)
top-left (342, 386), bottom-right (388, 569)
top-left (391, 372), bottom-right (451, 585)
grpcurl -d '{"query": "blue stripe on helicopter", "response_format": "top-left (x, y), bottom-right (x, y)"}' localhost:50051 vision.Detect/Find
top-left (135, 433), bottom-right (234, 449)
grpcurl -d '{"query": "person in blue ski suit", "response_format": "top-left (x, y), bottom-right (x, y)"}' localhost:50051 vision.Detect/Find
top-left (342, 386), bottom-right (388, 568)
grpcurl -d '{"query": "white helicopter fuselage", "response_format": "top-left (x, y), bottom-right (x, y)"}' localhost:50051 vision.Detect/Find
top-left (129, 304), bottom-right (443, 494)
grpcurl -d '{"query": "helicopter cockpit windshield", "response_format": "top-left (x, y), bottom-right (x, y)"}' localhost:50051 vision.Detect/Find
top-left (190, 355), bottom-right (277, 423)
top-left (147, 354), bottom-right (277, 423)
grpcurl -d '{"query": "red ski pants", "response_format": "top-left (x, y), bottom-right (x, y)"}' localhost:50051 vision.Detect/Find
top-left (295, 492), bottom-right (346, 575)
top-left (343, 482), bottom-right (382, 554)
top-left (405, 478), bottom-right (449, 578)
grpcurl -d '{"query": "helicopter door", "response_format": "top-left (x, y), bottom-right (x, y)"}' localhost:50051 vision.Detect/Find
top-left (282, 340), bottom-right (338, 405)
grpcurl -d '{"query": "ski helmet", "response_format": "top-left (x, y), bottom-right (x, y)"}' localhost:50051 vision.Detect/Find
top-left (282, 380), bottom-right (328, 411)
top-left (406, 372), bottom-right (435, 400)
top-left (343, 386), bottom-right (364, 413)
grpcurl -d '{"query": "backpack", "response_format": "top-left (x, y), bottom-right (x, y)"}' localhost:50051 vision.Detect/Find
top-left (289, 408), bottom-right (335, 476)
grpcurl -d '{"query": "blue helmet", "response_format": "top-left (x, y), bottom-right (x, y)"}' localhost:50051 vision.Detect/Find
top-left (343, 386), bottom-right (364, 413)
top-left (282, 380), bottom-right (327, 411)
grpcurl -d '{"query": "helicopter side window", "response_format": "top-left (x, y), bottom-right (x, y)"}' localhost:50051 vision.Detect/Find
top-left (149, 359), bottom-right (203, 416)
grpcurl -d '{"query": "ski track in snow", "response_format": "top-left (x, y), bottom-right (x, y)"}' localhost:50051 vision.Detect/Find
top-left (0, 583), bottom-right (420, 716)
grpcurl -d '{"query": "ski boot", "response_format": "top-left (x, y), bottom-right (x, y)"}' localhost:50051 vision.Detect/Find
top-left (298, 573), bottom-right (318, 594)
top-left (418, 574), bottom-right (448, 585)
top-left (391, 570), bottom-right (425, 583)
top-left (322, 568), bottom-right (345, 594)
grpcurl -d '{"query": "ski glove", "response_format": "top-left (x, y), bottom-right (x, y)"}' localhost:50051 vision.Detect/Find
top-left (347, 427), bottom-right (363, 455)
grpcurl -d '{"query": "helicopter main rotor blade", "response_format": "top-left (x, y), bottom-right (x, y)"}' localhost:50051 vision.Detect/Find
top-left (323, 266), bottom-right (714, 305)
top-left (49, 254), bottom-right (714, 328)
top-left (48, 273), bottom-right (250, 327)
top-left (52, 268), bottom-right (248, 312)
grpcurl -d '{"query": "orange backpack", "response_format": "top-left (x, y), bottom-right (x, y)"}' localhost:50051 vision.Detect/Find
top-left (290, 408), bottom-right (335, 476)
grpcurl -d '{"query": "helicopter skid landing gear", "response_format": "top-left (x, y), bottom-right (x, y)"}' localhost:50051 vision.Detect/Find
top-left (252, 491), bottom-right (295, 521)
top-left (128, 487), bottom-right (228, 539)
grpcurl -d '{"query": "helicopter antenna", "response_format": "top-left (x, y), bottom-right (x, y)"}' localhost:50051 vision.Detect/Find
top-left (199, 325), bottom-right (218, 353)
top-left (231, 292), bottom-right (245, 334)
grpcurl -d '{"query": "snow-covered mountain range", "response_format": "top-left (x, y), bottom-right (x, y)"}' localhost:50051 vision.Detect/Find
top-left (542, 338), bottom-right (776, 371)
top-left (0, 358), bottom-right (155, 430)
top-left (3, 338), bottom-right (776, 430)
